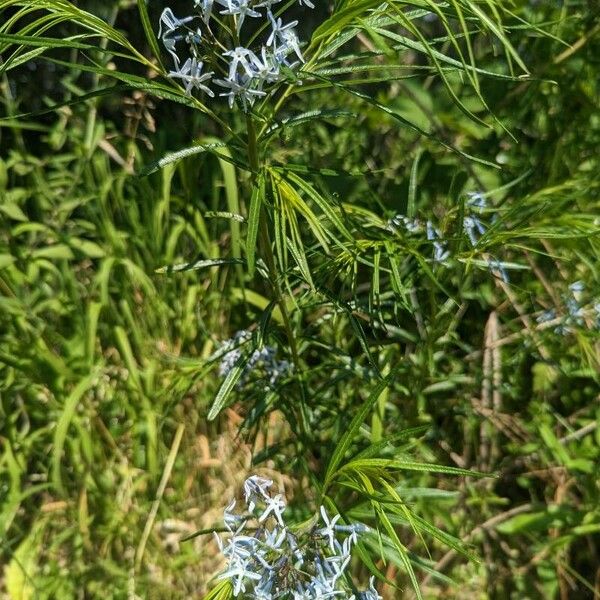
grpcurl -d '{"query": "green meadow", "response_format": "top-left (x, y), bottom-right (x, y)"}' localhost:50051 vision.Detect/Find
top-left (0, 1), bottom-right (599, 598)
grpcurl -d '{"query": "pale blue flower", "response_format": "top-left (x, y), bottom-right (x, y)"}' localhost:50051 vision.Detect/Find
top-left (194, 0), bottom-right (214, 23)
top-left (158, 8), bottom-right (195, 38)
top-left (487, 257), bottom-right (509, 283)
top-left (565, 296), bottom-right (584, 327)
top-left (249, 47), bottom-right (281, 84)
top-left (318, 506), bottom-right (341, 553)
top-left (426, 220), bottom-right (450, 264)
top-left (168, 57), bottom-right (214, 96)
top-left (214, 76), bottom-right (267, 110)
top-left (464, 215), bottom-right (486, 246)
top-left (569, 280), bottom-right (584, 294)
top-left (387, 214), bottom-right (421, 233)
top-left (243, 475), bottom-right (273, 509)
top-left (267, 11), bottom-right (304, 63)
top-left (467, 191), bottom-right (486, 209)
top-left (217, 559), bottom-right (262, 596)
top-left (158, 8), bottom-right (196, 66)
top-left (536, 308), bottom-right (556, 324)
top-left (217, 0), bottom-right (261, 33)
top-left (224, 46), bottom-right (256, 79)
top-left (257, 493), bottom-right (286, 526)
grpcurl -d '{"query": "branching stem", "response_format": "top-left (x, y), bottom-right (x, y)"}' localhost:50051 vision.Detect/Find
top-left (245, 113), bottom-right (310, 435)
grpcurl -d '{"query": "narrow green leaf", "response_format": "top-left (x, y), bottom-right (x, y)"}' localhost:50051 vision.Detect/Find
top-left (136, 0), bottom-right (165, 70)
top-left (155, 258), bottom-right (243, 274)
top-left (52, 371), bottom-right (98, 496)
top-left (30, 244), bottom-right (74, 260)
top-left (284, 170), bottom-right (354, 242)
top-left (207, 355), bottom-right (249, 421)
top-left (257, 300), bottom-right (277, 348)
top-left (261, 109), bottom-right (356, 140)
top-left (138, 142), bottom-right (230, 177)
top-left (85, 301), bottom-right (102, 365)
top-left (325, 373), bottom-right (394, 485)
top-left (246, 171), bottom-right (264, 276)
top-left (0, 202), bottom-right (27, 221)
top-left (286, 233), bottom-right (315, 288)
top-left (114, 325), bottom-right (143, 392)
top-left (377, 506), bottom-right (423, 600)
top-left (407, 150), bottom-right (422, 219)
top-left (205, 211), bottom-right (245, 222)
top-left (339, 458), bottom-right (490, 478)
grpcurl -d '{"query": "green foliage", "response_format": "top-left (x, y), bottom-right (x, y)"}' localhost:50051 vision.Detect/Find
top-left (0, 0), bottom-right (599, 598)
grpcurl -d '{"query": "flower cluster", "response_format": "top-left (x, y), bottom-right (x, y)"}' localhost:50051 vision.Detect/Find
top-left (464, 192), bottom-right (511, 283)
top-left (158, 0), bottom-right (312, 110)
top-left (218, 330), bottom-right (292, 388)
top-left (214, 475), bottom-right (379, 599)
top-left (426, 220), bottom-right (450, 265)
top-left (536, 280), bottom-right (600, 334)
top-left (387, 214), bottom-right (420, 234)
top-left (387, 195), bottom-right (512, 282)
top-left (387, 215), bottom-right (449, 264)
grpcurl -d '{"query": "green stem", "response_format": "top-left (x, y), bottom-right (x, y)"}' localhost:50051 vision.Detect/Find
top-left (245, 114), bottom-right (309, 434)
top-left (257, 48), bottom-right (323, 139)
top-left (246, 114), bottom-right (260, 173)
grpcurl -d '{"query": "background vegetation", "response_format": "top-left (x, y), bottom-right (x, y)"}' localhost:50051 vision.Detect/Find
top-left (0, 0), bottom-right (599, 598)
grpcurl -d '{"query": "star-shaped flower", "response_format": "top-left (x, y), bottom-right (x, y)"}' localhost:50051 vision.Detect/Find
top-left (224, 46), bottom-right (256, 79)
top-left (249, 46), bottom-right (281, 84)
top-left (169, 58), bottom-right (215, 97)
top-left (318, 505), bottom-right (341, 553)
top-left (158, 8), bottom-right (195, 38)
top-left (242, 475), bottom-right (273, 511)
top-left (217, 0), bottom-right (261, 33)
top-left (267, 12), bottom-right (304, 63)
top-left (217, 558), bottom-right (262, 596)
top-left (258, 493), bottom-right (286, 526)
top-left (158, 8), bottom-right (196, 66)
